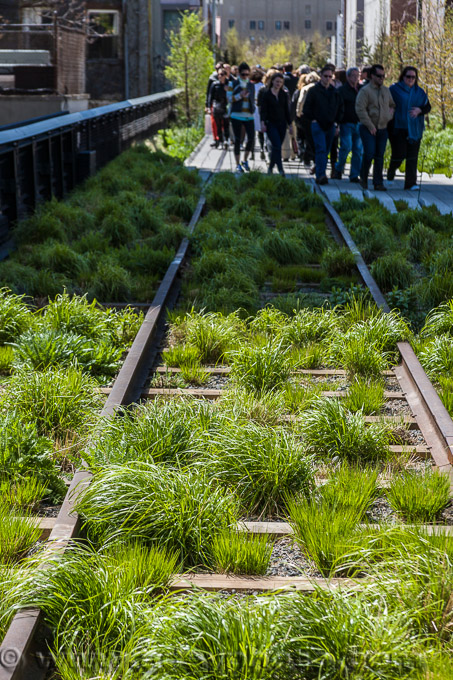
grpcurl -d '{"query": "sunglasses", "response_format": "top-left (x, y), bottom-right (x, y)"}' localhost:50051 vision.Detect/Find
top-left (404, 74), bottom-right (416, 79)
top-left (374, 73), bottom-right (385, 78)
top-left (240, 72), bottom-right (250, 77)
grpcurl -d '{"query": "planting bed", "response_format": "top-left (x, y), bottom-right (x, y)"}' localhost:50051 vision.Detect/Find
top-left (1, 161), bottom-right (453, 679)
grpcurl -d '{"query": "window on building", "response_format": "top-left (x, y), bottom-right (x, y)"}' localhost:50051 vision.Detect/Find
top-left (305, 5), bottom-right (311, 14)
top-left (275, 20), bottom-right (282, 30)
top-left (326, 21), bottom-right (333, 31)
top-left (305, 20), bottom-right (311, 29)
top-left (284, 21), bottom-right (290, 30)
top-left (258, 20), bottom-right (265, 30)
top-left (88, 10), bottom-right (120, 59)
top-left (250, 20), bottom-right (256, 30)
top-left (228, 19), bottom-right (235, 28)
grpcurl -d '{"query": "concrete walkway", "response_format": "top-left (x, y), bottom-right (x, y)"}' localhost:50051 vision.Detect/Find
top-left (187, 135), bottom-right (453, 215)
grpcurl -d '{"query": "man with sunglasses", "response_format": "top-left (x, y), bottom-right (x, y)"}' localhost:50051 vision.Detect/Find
top-left (230, 62), bottom-right (255, 174)
top-left (355, 64), bottom-right (395, 191)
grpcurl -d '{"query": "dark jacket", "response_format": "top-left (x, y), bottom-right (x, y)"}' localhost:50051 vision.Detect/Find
top-left (338, 81), bottom-right (360, 124)
top-left (205, 71), bottom-right (218, 107)
top-left (284, 72), bottom-right (298, 97)
top-left (231, 80), bottom-right (256, 115)
top-left (302, 82), bottom-right (344, 131)
top-left (207, 80), bottom-right (228, 113)
top-left (260, 87), bottom-right (291, 127)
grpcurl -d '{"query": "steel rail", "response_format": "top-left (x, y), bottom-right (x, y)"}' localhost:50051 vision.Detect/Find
top-left (0, 148), bottom-right (227, 680)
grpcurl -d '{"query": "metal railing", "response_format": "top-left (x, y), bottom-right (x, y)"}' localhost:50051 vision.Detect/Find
top-left (0, 88), bottom-right (180, 242)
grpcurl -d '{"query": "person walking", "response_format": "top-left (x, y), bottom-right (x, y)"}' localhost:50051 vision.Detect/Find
top-left (207, 69), bottom-right (230, 149)
top-left (355, 64), bottom-right (395, 191)
top-left (387, 66), bottom-right (431, 191)
top-left (250, 68), bottom-right (266, 160)
top-left (205, 62), bottom-right (223, 145)
top-left (302, 65), bottom-right (343, 185)
top-left (230, 62), bottom-right (255, 174)
top-left (296, 71), bottom-right (320, 168)
top-left (260, 71), bottom-right (293, 176)
top-left (283, 62), bottom-right (298, 97)
top-left (331, 67), bottom-right (363, 182)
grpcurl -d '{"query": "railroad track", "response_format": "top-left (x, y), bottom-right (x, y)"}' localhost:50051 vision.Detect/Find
top-left (1, 146), bottom-right (452, 679)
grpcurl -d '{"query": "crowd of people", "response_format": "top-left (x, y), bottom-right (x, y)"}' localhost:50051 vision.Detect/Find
top-left (205, 60), bottom-right (431, 190)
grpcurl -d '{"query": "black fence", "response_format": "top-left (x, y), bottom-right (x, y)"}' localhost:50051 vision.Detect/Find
top-left (0, 89), bottom-right (180, 242)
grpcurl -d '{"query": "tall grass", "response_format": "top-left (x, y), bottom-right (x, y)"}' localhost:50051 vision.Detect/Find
top-left (386, 469), bottom-right (450, 522)
top-left (202, 420), bottom-right (314, 517)
top-left (0, 288), bottom-right (34, 343)
top-left (19, 541), bottom-right (178, 654)
top-left (321, 463), bottom-right (379, 519)
top-left (211, 529), bottom-right (273, 575)
top-left (76, 463), bottom-right (238, 567)
top-left (0, 502), bottom-right (40, 564)
top-left (87, 399), bottom-right (205, 468)
top-left (229, 339), bottom-right (292, 395)
top-left (343, 377), bottom-right (385, 414)
top-left (3, 366), bottom-right (102, 440)
top-left (129, 594), bottom-right (286, 680)
top-left (299, 398), bottom-right (392, 462)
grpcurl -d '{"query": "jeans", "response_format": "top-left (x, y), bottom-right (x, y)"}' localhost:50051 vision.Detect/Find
top-left (388, 130), bottom-right (421, 189)
top-left (359, 125), bottom-right (388, 187)
top-left (231, 118), bottom-right (255, 157)
top-left (311, 122), bottom-right (335, 179)
top-left (335, 122), bottom-right (363, 178)
top-left (266, 121), bottom-right (287, 173)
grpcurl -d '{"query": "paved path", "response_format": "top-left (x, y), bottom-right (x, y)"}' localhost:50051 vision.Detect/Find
top-left (187, 135), bottom-right (453, 215)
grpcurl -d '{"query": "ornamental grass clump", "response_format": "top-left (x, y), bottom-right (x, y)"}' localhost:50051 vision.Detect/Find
top-left (421, 299), bottom-right (453, 337)
top-left (386, 468), bottom-right (450, 522)
top-left (0, 477), bottom-right (47, 511)
top-left (87, 399), bottom-right (206, 468)
top-left (320, 463), bottom-right (379, 520)
top-left (211, 529), bottom-right (273, 575)
top-left (281, 588), bottom-right (422, 679)
top-left (286, 495), bottom-right (369, 576)
top-left (336, 332), bottom-right (391, 379)
top-left (418, 335), bottom-right (453, 378)
top-left (202, 420), bottom-right (314, 517)
top-left (281, 307), bottom-right (337, 346)
top-left (343, 377), bottom-right (385, 414)
top-left (3, 366), bottom-right (102, 441)
top-left (10, 329), bottom-right (122, 378)
top-left (0, 288), bottom-right (34, 343)
top-left (180, 310), bottom-right (245, 364)
top-left (19, 541), bottom-right (178, 655)
top-left (0, 502), bottom-right (40, 564)
top-left (370, 253), bottom-right (414, 292)
top-left (229, 339), bottom-right (292, 395)
top-left (299, 397), bottom-right (392, 462)
top-left (0, 414), bottom-right (66, 500)
top-left (129, 593), bottom-right (286, 680)
top-left (76, 463), bottom-right (238, 568)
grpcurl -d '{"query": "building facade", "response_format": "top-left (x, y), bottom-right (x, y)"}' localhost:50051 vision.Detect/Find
top-left (215, 0), bottom-right (341, 48)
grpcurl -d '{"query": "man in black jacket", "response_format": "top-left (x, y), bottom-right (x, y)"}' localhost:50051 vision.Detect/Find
top-left (283, 63), bottom-right (298, 97)
top-left (302, 65), bottom-right (344, 184)
top-left (331, 66), bottom-right (363, 181)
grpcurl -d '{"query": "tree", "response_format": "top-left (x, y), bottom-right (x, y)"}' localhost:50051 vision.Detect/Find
top-left (165, 11), bottom-right (213, 124)
top-left (224, 26), bottom-right (243, 64)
